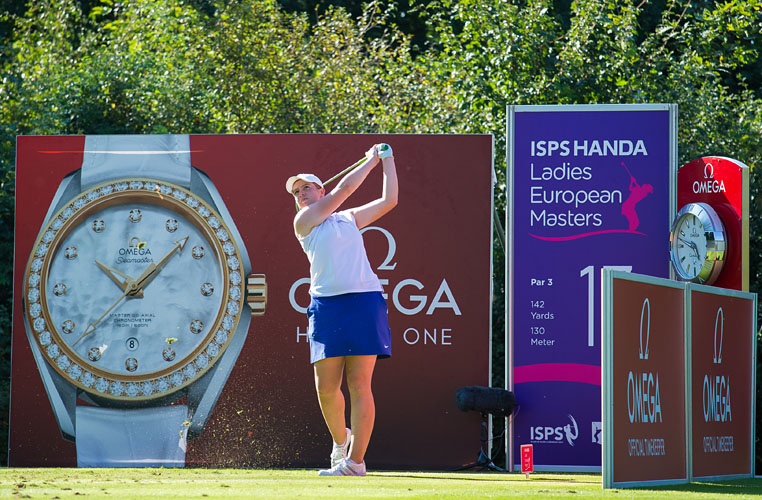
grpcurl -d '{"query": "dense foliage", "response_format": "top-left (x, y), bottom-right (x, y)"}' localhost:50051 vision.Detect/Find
top-left (1, 0), bottom-right (760, 468)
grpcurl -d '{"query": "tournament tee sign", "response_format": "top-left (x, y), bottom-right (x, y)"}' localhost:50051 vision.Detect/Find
top-left (507, 104), bottom-right (676, 470)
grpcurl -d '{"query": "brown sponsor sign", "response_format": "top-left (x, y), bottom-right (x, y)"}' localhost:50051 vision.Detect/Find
top-left (690, 289), bottom-right (754, 477)
top-left (610, 278), bottom-right (687, 484)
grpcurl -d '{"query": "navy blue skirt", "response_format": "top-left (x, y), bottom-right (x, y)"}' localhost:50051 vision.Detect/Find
top-left (307, 291), bottom-right (392, 364)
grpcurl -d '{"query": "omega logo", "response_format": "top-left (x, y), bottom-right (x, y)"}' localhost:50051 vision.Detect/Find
top-left (704, 163), bottom-right (714, 180)
top-left (627, 297), bottom-right (662, 424)
top-left (639, 298), bottom-right (650, 360)
top-left (713, 306), bottom-right (723, 364)
top-left (116, 236), bottom-right (152, 263)
top-left (128, 236), bottom-right (148, 249)
top-left (693, 162), bottom-right (726, 194)
top-left (703, 306), bottom-right (731, 423)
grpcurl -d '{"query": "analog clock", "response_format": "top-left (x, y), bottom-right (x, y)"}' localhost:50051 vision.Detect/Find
top-left (669, 202), bottom-right (727, 285)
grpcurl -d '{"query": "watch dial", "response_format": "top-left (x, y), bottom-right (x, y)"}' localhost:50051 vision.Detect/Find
top-left (25, 179), bottom-right (246, 401)
top-left (672, 213), bottom-right (707, 280)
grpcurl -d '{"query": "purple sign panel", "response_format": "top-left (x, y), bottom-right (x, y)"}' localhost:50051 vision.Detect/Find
top-left (508, 105), bottom-right (676, 470)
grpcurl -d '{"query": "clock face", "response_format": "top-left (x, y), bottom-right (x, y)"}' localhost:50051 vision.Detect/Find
top-left (24, 179), bottom-right (246, 401)
top-left (671, 212), bottom-right (707, 280)
top-left (669, 202), bottom-right (726, 284)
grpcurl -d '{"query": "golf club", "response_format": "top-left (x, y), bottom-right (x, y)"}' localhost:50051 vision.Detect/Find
top-left (294, 144), bottom-right (392, 211)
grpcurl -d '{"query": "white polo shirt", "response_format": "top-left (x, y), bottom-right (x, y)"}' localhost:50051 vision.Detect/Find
top-left (298, 210), bottom-right (382, 297)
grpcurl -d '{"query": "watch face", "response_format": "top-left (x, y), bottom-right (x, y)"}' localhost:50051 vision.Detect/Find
top-left (671, 212), bottom-right (706, 280)
top-left (669, 202), bottom-right (726, 284)
top-left (24, 179), bottom-right (246, 401)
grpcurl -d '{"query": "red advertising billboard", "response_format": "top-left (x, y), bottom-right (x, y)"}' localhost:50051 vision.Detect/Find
top-left (10, 134), bottom-right (494, 468)
top-left (602, 272), bottom-right (687, 488)
top-left (689, 287), bottom-right (756, 478)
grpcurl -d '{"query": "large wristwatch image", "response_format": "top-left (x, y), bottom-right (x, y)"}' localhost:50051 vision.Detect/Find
top-left (22, 135), bottom-right (266, 467)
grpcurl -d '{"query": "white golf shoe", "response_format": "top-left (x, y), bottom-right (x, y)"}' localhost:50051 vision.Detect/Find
top-left (318, 458), bottom-right (367, 476)
top-left (329, 428), bottom-right (352, 468)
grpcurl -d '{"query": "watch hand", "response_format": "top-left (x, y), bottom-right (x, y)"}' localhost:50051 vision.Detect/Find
top-left (72, 238), bottom-right (189, 346)
top-left (72, 283), bottom-right (139, 346)
top-left (131, 236), bottom-right (189, 294)
top-left (679, 237), bottom-right (701, 258)
top-left (95, 260), bottom-right (143, 297)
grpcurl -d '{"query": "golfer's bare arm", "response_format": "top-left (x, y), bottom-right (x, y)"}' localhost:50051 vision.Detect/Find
top-left (293, 148), bottom-right (381, 238)
top-left (350, 156), bottom-right (398, 229)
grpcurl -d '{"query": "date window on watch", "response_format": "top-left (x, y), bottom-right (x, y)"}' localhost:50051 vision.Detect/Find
top-left (125, 337), bottom-right (139, 351)
top-left (246, 274), bottom-right (267, 316)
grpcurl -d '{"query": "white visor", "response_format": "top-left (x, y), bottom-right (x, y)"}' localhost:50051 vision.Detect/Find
top-left (286, 173), bottom-right (324, 193)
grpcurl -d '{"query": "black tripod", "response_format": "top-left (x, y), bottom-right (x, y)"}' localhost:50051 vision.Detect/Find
top-left (454, 412), bottom-right (506, 472)
top-left (453, 386), bottom-right (514, 472)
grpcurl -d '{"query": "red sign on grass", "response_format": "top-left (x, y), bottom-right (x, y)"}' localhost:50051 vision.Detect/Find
top-left (521, 444), bottom-right (534, 476)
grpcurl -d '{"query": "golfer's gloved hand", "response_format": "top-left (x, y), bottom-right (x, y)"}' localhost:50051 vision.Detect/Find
top-left (376, 143), bottom-right (393, 159)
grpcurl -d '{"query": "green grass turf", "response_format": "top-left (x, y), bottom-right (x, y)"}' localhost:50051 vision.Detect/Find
top-left (1, 469), bottom-right (761, 499)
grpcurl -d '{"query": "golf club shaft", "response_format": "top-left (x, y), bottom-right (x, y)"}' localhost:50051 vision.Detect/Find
top-left (324, 157), bottom-right (366, 186)
top-left (294, 157), bottom-right (367, 211)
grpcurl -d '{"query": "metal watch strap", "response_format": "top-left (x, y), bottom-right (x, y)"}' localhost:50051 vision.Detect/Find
top-left (81, 135), bottom-right (192, 189)
top-left (76, 134), bottom-right (192, 467)
top-left (76, 405), bottom-right (189, 467)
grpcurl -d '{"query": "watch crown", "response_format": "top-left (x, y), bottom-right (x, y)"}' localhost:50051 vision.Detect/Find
top-left (246, 273), bottom-right (267, 316)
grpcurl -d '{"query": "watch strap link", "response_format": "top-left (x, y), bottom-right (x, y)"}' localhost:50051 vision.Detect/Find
top-left (81, 135), bottom-right (192, 189)
top-left (76, 405), bottom-right (189, 467)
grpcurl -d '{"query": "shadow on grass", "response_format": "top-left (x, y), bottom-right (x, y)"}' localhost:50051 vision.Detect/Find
top-left (643, 478), bottom-right (762, 495)
top-left (376, 472), bottom-right (600, 484)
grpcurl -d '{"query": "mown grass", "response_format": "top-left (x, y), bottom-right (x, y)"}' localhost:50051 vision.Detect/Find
top-left (1, 469), bottom-right (761, 499)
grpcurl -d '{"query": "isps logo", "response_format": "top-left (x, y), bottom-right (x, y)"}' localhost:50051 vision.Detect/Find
top-left (702, 307), bottom-right (732, 423)
top-left (626, 298), bottom-right (663, 424)
top-left (530, 415), bottom-right (579, 446)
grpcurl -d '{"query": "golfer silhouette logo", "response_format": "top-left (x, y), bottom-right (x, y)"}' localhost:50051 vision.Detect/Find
top-left (640, 298), bottom-right (650, 360)
top-left (563, 415), bottom-right (578, 446)
top-left (621, 162), bottom-right (654, 232)
top-left (713, 307), bottom-right (723, 364)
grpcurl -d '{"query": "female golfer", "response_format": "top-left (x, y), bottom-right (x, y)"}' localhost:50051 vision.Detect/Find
top-left (286, 144), bottom-right (398, 476)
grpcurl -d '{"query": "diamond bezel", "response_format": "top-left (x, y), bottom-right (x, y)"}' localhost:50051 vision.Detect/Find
top-left (24, 177), bottom-right (247, 402)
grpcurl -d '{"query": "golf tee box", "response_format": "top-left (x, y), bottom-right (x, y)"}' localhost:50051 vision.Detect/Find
top-left (676, 156), bottom-right (749, 291)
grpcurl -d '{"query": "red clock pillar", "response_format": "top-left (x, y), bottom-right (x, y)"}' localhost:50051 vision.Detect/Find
top-left (676, 157), bottom-right (749, 291)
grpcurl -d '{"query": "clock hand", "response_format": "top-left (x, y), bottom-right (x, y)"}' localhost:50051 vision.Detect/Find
top-left (679, 237), bottom-right (701, 258)
top-left (131, 236), bottom-right (190, 294)
top-left (95, 260), bottom-right (143, 297)
top-left (73, 281), bottom-right (140, 346)
top-left (73, 237), bottom-right (189, 345)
